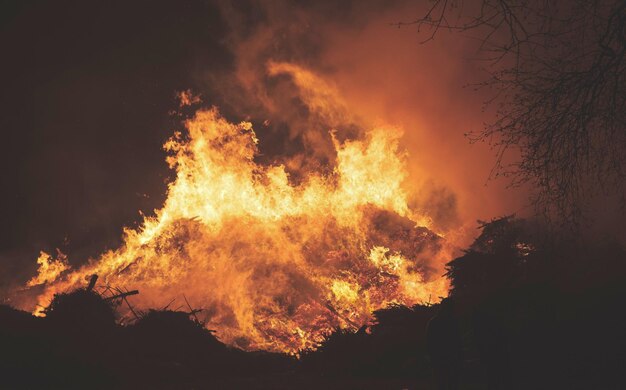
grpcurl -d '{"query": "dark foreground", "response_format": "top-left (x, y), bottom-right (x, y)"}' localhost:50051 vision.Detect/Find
top-left (1, 218), bottom-right (625, 389)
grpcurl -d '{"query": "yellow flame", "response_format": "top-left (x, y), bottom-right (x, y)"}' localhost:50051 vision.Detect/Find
top-left (26, 250), bottom-right (69, 288)
top-left (24, 62), bottom-right (449, 353)
top-left (330, 280), bottom-right (359, 303)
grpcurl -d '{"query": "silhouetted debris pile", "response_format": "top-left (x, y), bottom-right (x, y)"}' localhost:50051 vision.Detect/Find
top-left (426, 298), bottom-right (463, 389)
top-left (442, 216), bottom-right (626, 389)
top-left (300, 303), bottom-right (435, 387)
top-left (0, 286), bottom-right (297, 389)
top-left (44, 289), bottom-right (117, 329)
top-left (1, 216), bottom-right (625, 389)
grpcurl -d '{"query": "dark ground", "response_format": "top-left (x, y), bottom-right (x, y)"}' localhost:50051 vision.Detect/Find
top-left (1, 217), bottom-right (625, 389)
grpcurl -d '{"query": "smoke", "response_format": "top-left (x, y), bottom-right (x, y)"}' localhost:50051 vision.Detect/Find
top-left (203, 0), bottom-right (529, 241)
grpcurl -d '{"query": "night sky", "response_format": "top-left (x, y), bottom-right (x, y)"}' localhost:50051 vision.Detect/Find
top-left (0, 1), bottom-right (236, 285)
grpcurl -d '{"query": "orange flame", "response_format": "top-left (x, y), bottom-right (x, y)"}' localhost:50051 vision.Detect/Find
top-left (26, 250), bottom-right (69, 288)
top-left (24, 62), bottom-right (450, 353)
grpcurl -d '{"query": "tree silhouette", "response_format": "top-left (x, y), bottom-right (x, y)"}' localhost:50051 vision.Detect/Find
top-left (400, 0), bottom-right (626, 225)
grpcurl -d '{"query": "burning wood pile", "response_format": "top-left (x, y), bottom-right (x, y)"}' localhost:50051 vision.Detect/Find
top-left (2, 217), bottom-right (625, 389)
top-left (14, 71), bottom-right (451, 353)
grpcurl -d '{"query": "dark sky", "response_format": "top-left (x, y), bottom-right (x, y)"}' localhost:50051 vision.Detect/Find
top-left (0, 0), bottom-right (235, 284)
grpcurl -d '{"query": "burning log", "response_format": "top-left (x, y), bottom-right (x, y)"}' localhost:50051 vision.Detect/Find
top-left (103, 290), bottom-right (139, 301)
top-left (324, 302), bottom-right (359, 330)
top-left (183, 294), bottom-right (202, 324)
top-left (86, 274), bottom-right (98, 291)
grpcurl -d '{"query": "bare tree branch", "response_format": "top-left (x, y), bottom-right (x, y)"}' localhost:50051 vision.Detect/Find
top-left (403, 0), bottom-right (626, 226)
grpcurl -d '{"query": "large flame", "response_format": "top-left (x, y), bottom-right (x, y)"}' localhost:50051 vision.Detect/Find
top-left (24, 63), bottom-right (449, 353)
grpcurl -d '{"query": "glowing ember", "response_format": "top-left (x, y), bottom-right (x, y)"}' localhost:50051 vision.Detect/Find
top-left (23, 62), bottom-right (449, 353)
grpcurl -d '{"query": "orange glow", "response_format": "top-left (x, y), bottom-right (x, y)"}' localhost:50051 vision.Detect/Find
top-left (23, 62), bottom-right (450, 353)
top-left (26, 250), bottom-right (69, 288)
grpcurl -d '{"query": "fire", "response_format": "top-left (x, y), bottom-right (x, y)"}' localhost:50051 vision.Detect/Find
top-left (26, 250), bottom-right (69, 287)
top-left (24, 62), bottom-right (449, 353)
